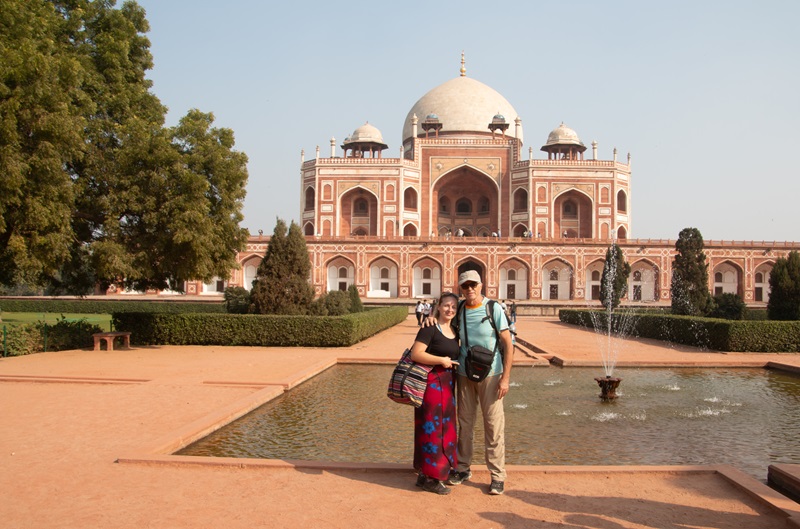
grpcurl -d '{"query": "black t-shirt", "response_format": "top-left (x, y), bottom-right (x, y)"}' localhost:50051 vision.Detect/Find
top-left (414, 324), bottom-right (459, 360)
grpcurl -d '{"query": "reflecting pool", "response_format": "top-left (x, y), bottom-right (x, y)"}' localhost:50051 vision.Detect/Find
top-left (178, 366), bottom-right (800, 479)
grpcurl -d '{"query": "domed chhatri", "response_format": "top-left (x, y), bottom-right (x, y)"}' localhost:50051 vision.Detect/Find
top-left (341, 122), bottom-right (388, 159)
top-left (402, 75), bottom-right (523, 143)
top-left (344, 122), bottom-right (386, 145)
top-left (543, 122), bottom-right (584, 148)
top-left (541, 122), bottom-right (587, 160)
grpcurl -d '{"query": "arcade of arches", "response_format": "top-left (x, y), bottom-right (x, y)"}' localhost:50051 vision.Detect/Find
top-left (207, 236), bottom-right (792, 308)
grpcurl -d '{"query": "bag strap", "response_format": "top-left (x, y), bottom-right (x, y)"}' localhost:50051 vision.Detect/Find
top-left (484, 300), bottom-right (500, 356)
top-left (461, 298), bottom-right (501, 356)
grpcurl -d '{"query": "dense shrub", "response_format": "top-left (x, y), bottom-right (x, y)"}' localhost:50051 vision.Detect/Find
top-left (709, 293), bottom-right (746, 320)
top-left (2, 324), bottom-right (43, 356)
top-left (45, 318), bottom-right (103, 351)
top-left (324, 290), bottom-right (351, 316)
top-left (0, 298), bottom-right (225, 314)
top-left (112, 306), bottom-right (408, 347)
top-left (2, 318), bottom-right (102, 356)
top-left (560, 309), bottom-right (800, 352)
top-left (308, 294), bottom-right (328, 316)
top-left (223, 287), bottom-right (251, 314)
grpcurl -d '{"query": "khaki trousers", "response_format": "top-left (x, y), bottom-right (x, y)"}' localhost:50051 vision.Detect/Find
top-left (455, 374), bottom-right (506, 482)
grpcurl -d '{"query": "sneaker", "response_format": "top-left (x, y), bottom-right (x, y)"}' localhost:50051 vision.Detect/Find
top-left (422, 478), bottom-right (452, 495)
top-left (446, 469), bottom-right (472, 486)
top-left (415, 473), bottom-right (426, 488)
top-left (489, 480), bottom-right (505, 495)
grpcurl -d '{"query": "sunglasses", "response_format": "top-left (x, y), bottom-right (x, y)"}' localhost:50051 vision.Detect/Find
top-left (460, 282), bottom-right (479, 290)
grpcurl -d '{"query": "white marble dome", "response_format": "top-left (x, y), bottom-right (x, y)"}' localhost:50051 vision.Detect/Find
top-left (344, 122), bottom-right (385, 145)
top-left (543, 123), bottom-right (584, 148)
top-left (402, 76), bottom-right (522, 143)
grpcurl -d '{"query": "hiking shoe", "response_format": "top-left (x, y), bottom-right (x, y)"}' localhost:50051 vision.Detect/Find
top-left (489, 480), bottom-right (505, 495)
top-left (422, 478), bottom-right (451, 495)
top-left (446, 469), bottom-right (472, 486)
top-left (415, 473), bottom-right (426, 488)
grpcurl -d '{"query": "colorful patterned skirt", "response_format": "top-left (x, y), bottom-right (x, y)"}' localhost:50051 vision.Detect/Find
top-left (413, 365), bottom-right (457, 481)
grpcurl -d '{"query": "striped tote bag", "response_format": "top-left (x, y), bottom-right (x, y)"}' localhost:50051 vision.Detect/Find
top-left (387, 349), bottom-right (432, 407)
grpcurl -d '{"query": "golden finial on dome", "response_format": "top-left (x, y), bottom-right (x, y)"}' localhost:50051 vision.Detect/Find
top-left (460, 51), bottom-right (466, 77)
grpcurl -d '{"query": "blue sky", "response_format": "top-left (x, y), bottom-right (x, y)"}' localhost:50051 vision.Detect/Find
top-left (136, 0), bottom-right (799, 242)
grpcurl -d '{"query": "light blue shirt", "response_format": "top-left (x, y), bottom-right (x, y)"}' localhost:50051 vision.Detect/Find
top-left (457, 298), bottom-right (509, 377)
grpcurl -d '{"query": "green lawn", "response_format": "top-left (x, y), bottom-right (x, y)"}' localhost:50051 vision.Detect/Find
top-left (0, 312), bottom-right (113, 332)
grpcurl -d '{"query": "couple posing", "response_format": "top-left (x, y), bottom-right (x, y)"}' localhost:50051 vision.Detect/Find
top-left (408, 270), bottom-right (514, 496)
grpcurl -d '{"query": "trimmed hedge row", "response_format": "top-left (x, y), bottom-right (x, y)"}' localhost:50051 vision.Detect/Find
top-left (111, 306), bottom-right (408, 347)
top-left (0, 298), bottom-right (225, 314)
top-left (560, 309), bottom-right (800, 352)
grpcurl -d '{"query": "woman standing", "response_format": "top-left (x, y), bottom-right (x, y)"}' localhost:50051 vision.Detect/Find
top-left (409, 292), bottom-right (460, 494)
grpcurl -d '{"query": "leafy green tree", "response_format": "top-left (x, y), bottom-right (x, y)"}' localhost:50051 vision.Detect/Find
top-left (0, 0), bottom-right (89, 286)
top-left (767, 250), bottom-right (800, 320)
top-left (250, 218), bottom-right (314, 315)
top-left (599, 243), bottom-right (631, 311)
top-left (670, 227), bottom-right (714, 316)
top-left (1, 0), bottom-right (249, 293)
top-left (347, 284), bottom-right (364, 313)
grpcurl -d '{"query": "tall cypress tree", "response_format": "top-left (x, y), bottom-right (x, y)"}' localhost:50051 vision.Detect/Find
top-left (670, 227), bottom-right (714, 315)
top-left (250, 218), bottom-right (313, 315)
top-left (767, 250), bottom-right (800, 320)
top-left (599, 243), bottom-right (631, 311)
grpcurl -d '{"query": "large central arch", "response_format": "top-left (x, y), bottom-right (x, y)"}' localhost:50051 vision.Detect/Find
top-left (433, 166), bottom-right (499, 237)
top-left (339, 187), bottom-right (378, 236)
top-left (554, 189), bottom-right (593, 239)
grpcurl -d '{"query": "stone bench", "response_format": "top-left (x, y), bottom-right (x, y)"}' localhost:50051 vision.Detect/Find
top-left (92, 332), bottom-right (132, 351)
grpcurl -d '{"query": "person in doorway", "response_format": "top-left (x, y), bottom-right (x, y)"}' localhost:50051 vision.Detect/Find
top-left (449, 271), bottom-right (514, 495)
top-left (409, 292), bottom-right (460, 495)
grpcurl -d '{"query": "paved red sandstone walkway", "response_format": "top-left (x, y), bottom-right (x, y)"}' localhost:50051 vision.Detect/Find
top-left (1, 316), bottom-right (799, 529)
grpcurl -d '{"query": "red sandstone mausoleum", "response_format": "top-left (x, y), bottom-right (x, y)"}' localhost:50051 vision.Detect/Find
top-left (186, 57), bottom-right (798, 307)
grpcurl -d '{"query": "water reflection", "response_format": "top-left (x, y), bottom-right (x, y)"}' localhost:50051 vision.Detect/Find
top-left (178, 366), bottom-right (800, 480)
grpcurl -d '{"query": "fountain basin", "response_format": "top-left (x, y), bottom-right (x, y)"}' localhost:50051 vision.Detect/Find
top-left (178, 366), bottom-right (800, 480)
top-left (595, 376), bottom-right (622, 400)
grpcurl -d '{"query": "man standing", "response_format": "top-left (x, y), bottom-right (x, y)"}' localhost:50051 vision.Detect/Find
top-left (449, 270), bottom-right (514, 495)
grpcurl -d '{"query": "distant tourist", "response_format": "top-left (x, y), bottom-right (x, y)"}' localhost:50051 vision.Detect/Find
top-left (415, 300), bottom-right (424, 326)
top-left (422, 300), bottom-right (432, 320)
